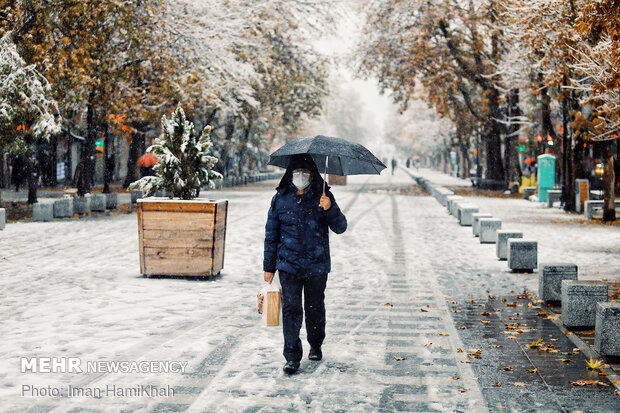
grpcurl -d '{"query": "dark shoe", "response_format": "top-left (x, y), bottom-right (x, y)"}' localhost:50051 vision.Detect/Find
top-left (308, 347), bottom-right (322, 361)
top-left (283, 361), bottom-right (300, 374)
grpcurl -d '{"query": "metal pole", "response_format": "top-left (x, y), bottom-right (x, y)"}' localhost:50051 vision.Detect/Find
top-left (323, 155), bottom-right (328, 195)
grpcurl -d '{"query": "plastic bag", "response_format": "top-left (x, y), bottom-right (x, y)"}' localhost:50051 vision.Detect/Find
top-left (257, 281), bottom-right (282, 327)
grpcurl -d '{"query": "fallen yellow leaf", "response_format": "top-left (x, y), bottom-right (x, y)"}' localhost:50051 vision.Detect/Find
top-left (586, 356), bottom-right (604, 370)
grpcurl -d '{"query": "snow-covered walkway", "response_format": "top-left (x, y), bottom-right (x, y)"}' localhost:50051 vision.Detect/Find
top-left (0, 169), bottom-right (618, 412)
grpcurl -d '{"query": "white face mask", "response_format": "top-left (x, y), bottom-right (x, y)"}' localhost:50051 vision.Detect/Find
top-left (292, 169), bottom-right (311, 190)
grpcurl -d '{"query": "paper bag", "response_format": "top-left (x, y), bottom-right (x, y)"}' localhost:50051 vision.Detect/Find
top-left (257, 283), bottom-right (281, 327)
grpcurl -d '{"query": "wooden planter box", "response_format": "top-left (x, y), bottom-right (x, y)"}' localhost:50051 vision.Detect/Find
top-left (137, 198), bottom-right (228, 277)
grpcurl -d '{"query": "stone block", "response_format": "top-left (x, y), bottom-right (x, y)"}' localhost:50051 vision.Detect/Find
top-left (0, 208), bottom-right (5, 230)
top-left (435, 187), bottom-right (454, 206)
top-left (472, 213), bottom-right (493, 236)
top-left (73, 197), bottom-right (90, 215)
top-left (446, 196), bottom-right (464, 216)
top-left (546, 190), bottom-right (562, 208)
top-left (496, 231), bottom-right (523, 260)
top-left (538, 263), bottom-right (578, 302)
top-left (90, 194), bottom-right (106, 212)
top-left (561, 280), bottom-right (608, 328)
top-left (479, 218), bottom-right (502, 243)
top-left (594, 302), bottom-right (620, 357)
top-left (53, 198), bottom-right (73, 218)
top-left (523, 186), bottom-right (536, 200)
top-left (131, 190), bottom-right (144, 203)
top-left (33, 202), bottom-right (53, 222)
top-left (457, 203), bottom-right (479, 226)
top-left (105, 193), bottom-right (119, 209)
top-left (507, 239), bottom-right (537, 271)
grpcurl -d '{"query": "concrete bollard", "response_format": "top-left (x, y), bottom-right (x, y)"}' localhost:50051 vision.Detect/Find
top-left (594, 302), bottom-right (620, 357)
top-left (33, 202), bottom-right (54, 222)
top-left (479, 218), bottom-right (502, 244)
top-left (457, 203), bottom-right (479, 226)
top-left (90, 194), bottom-right (106, 212)
top-left (0, 208), bottom-right (5, 230)
top-left (472, 213), bottom-right (493, 237)
top-left (538, 263), bottom-right (578, 302)
top-left (546, 190), bottom-right (562, 208)
top-left (53, 198), bottom-right (74, 218)
top-left (496, 231), bottom-right (523, 260)
top-left (507, 239), bottom-right (537, 272)
top-left (446, 196), bottom-right (464, 216)
top-left (561, 280), bottom-right (608, 328)
top-left (105, 193), bottom-right (119, 209)
top-left (523, 186), bottom-right (536, 200)
top-left (73, 197), bottom-right (90, 215)
top-left (131, 190), bottom-right (144, 203)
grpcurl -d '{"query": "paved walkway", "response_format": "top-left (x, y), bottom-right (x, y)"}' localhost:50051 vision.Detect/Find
top-left (0, 169), bottom-right (618, 412)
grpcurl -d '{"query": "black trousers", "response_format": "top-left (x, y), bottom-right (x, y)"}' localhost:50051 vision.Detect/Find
top-left (279, 270), bottom-right (328, 362)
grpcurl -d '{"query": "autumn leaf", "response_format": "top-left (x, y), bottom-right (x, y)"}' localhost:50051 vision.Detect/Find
top-left (492, 345), bottom-right (502, 348)
top-left (527, 368), bottom-right (538, 373)
top-left (528, 338), bottom-right (544, 348)
top-left (456, 348), bottom-right (464, 353)
top-left (559, 358), bottom-right (572, 363)
top-left (481, 320), bottom-right (490, 324)
top-left (421, 308), bottom-right (429, 312)
top-left (513, 382), bottom-right (529, 387)
top-left (384, 302), bottom-right (394, 307)
top-left (493, 382), bottom-right (502, 387)
top-left (393, 356), bottom-right (406, 361)
top-left (451, 376), bottom-right (460, 380)
top-left (503, 366), bottom-right (514, 371)
top-left (438, 333), bottom-right (450, 336)
top-left (457, 388), bottom-right (470, 393)
top-left (480, 312), bottom-right (492, 316)
top-left (424, 342), bottom-right (433, 347)
top-left (585, 356), bottom-right (604, 370)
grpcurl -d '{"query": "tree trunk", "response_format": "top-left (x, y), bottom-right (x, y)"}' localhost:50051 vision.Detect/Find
top-left (602, 140), bottom-right (616, 222)
top-left (458, 140), bottom-right (470, 178)
top-left (123, 129), bottom-right (145, 188)
top-left (50, 134), bottom-right (58, 186)
top-left (26, 155), bottom-right (37, 204)
top-left (504, 88), bottom-right (522, 185)
top-left (77, 92), bottom-right (97, 196)
top-left (562, 89), bottom-right (575, 211)
top-left (103, 122), bottom-right (113, 193)
top-left (482, 88), bottom-right (504, 180)
top-left (540, 83), bottom-right (558, 157)
top-left (0, 152), bottom-right (5, 189)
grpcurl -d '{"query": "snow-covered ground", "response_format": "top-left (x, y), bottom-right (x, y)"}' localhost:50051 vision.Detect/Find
top-left (0, 168), bottom-right (618, 412)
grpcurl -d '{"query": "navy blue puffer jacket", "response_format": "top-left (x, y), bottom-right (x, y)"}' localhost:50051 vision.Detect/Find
top-left (263, 166), bottom-right (347, 277)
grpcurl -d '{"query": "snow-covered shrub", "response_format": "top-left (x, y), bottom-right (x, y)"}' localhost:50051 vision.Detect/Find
top-left (130, 104), bottom-right (222, 200)
top-left (0, 33), bottom-right (60, 153)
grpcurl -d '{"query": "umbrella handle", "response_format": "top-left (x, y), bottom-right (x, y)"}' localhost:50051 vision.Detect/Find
top-left (323, 156), bottom-right (328, 195)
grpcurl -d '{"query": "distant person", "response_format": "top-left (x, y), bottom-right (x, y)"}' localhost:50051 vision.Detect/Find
top-left (391, 158), bottom-right (397, 175)
top-left (406, 157), bottom-right (411, 168)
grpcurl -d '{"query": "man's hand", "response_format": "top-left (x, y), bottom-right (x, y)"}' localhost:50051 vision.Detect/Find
top-left (319, 194), bottom-right (331, 210)
top-left (264, 271), bottom-right (275, 284)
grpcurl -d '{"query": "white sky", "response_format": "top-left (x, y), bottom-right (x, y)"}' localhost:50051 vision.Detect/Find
top-left (313, 4), bottom-right (395, 140)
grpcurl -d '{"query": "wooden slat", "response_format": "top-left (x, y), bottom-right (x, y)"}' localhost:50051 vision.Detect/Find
top-left (141, 212), bottom-right (215, 231)
top-left (139, 200), bottom-right (217, 212)
top-left (212, 201), bottom-right (228, 274)
top-left (144, 247), bottom-right (212, 258)
top-left (137, 203), bottom-right (146, 273)
top-left (143, 229), bottom-right (213, 243)
top-left (144, 256), bottom-right (212, 276)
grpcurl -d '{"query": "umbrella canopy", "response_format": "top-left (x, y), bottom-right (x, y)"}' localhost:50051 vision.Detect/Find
top-left (524, 157), bottom-right (536, 164)
top-left (268, 135), bottom-right (386, 176)
top-left (137, 153), bottom-right (158, 168)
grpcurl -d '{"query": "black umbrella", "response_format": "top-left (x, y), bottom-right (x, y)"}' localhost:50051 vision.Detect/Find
top-left (268, 135), bottom-right (386, 193)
